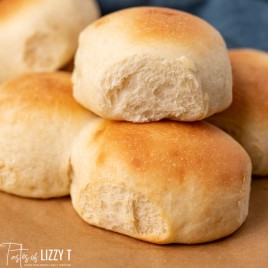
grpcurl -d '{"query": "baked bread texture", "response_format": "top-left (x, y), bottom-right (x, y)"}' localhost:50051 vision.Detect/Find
top-left (207, 49), bottom-right (268, 176)
top-left (0, 72), bottom-right (95, 198)
top-left (0, 0), bottom-right (100, 83)
top-left (71, 119), bottom-right (251, 244)
top-left (73, 7), bottom-right (232, 123)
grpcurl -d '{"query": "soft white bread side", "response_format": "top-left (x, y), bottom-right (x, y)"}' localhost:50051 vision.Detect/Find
top-left (0, 0), bottom-right (100, 83)
top-left (71, 119), bottom-right (251, 244)
top-left (207, 49), bottom-right (268, 176)
top-left (73, 7), bottom-right (232, 123)
top-left (0, 72), bottom-right (95, 198)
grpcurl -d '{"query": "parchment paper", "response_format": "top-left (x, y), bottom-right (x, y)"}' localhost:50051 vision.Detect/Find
top-left (0, 178), bottom-right (267, 268)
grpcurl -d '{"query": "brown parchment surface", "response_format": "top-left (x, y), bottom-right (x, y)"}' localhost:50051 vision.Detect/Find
top-left (0, 178), bottom-right (267, 268)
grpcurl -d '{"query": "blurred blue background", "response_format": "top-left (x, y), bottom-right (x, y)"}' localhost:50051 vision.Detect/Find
top-left (97, 0), bottom-right (268, 51)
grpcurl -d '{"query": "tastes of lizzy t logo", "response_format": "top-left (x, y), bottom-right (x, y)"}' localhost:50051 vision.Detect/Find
top-left (0, 243), bottom-right (72, 267)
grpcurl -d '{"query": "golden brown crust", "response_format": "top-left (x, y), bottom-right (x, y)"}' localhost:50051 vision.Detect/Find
top-left (207, 49), bottom-right (268, 175)
top-left (0, 0), bottom-right (38, 21)
top-left (228, 49), bottom-right (268, 120)
top-left (0, 72), bottom-right (94, 198)
top-left (91, 7), bottom-right (223, 49)
top-left (74, 6), bottom-right (231, 123)
top-left (0, 72), bottom-right (87, 116)
top-left (92, 120), bottom-right (249, 191)
top-left (71, 119), bottom-right (251, 244)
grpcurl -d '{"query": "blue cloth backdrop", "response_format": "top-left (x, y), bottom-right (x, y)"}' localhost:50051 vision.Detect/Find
top-left (97, 0), bottom-right (268, 51)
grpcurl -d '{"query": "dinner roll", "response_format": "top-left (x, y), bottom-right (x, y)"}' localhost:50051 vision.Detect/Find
top-left (207, 49), bottom-right (268, 176)
top-left (71, 119), bottom-right (251, 244)
top-left (0, 0), bottom-right (100, 83)
top-left (73, 7), bottom-right (232, 123)
top-left (0, 72), bottom-right (95, 198)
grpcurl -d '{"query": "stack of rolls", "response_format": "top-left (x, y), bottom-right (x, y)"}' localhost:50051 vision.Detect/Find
top-left (70, 7), bottom-right (252, 244)
top-left (0, 0), bottom-right (100, 198)
top-left (0, 3), bottom-right (255, 244)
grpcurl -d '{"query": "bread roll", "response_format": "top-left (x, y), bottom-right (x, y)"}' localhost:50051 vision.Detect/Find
top-left (0, 72), bottom-right (95, 198)
top-left (207, 49), bottom-right (268, 176)
top-left (71, 119), bottom-right (251, 244)
top-left (0, 0), bottom-right (100, 83)
top-left (73, 7), bottom-right (232, 123)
